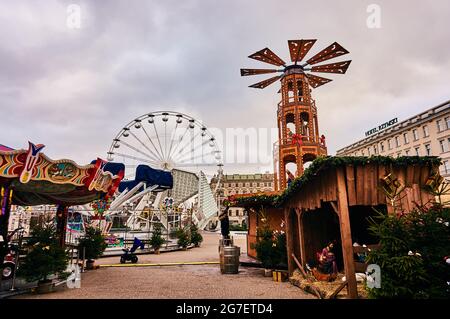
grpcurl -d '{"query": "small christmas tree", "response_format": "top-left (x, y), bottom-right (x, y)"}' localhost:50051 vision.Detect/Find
top-left (78, 226), bottom-right (107, 263)
top-left (176, 227), bottom-right (191, 249)
top-left (190, 224), bottom-right (203, 247)
top-left (18, 223), bottom-right (68, 283)
top-left (366, 205), bottom-right (450, 299)
top-left (150, 223), bottom-right (165, 253)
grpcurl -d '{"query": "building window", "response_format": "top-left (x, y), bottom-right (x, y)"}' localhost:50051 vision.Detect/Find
top-left (425, 143), bottom-right (431, 156)
top-left (437, 120), bottom-right (444, 132)
top-left (403, 133), bottom-right (409, 144)
top-left (439, 139), bottom-right (449, 153)
top-left (442, 160), bottom-right (450, 175)
top-left (446, 117), bottom-right (450, 130)
top-left (413, 129), bottom-right (419, 141)
top-left (373, 145), bottom-right (378, 155)
top-left (415, 147), bottom-right (420, 156)
top-left (423, 125), bottom-right (429, 137)
top-left (361, 150), bottom-right (365, 156)
top-left (388, 139), bottom-right (393, 150)
top-left (405, 149), bottom-right (410, 156)
top-left (397, 152), bottom-right (402, 157)
top-left (395, 136), bottom-right (401, 147)
top-left (380, 142), bottom-right (384, 152)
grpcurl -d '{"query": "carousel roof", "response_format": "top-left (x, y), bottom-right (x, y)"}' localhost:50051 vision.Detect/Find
top-left (0, 144), bottom-right (13, 151)
top-left (0, 142), bottom-right (125, 206)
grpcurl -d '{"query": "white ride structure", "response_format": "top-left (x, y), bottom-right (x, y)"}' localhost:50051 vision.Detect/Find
top-left (95, 111), bottom-right (224, 235)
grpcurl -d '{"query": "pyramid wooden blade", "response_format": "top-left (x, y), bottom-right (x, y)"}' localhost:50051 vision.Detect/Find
top-left (240, 68), bottom-right (279, 77)
top-left (248, 48), bottom-right (286, 67)
top-left (306, 74), bottom-right (332, 88)
top-left (249, 75), bottom-right (282, 89)
top-left (311, 60), bottom-right (352, 74)
top-left (306, 42), bottom-right (349, 65)
top-left (288, 39), bottom-right (317, 63)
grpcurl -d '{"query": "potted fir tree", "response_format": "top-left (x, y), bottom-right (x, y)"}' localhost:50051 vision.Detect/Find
top-left (176, 227), bottom-right (191, 250)
top-left (78, 226), bottom-right (107, 270)
top-left (190, 224), bottom-right (203, 247)
top-left (150, 223), bottom-right (165, 254)
top-left (18, 223), bottom-right (68, 294)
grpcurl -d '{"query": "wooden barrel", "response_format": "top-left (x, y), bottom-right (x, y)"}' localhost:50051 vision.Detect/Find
top-left (220, 246), bottom-right (240, 274)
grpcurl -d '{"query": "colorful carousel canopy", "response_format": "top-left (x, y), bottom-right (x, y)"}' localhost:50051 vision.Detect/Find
top-left (0, 144), bottom-right (13, 152)
top-left (0, 142), bottom-right (125, 206)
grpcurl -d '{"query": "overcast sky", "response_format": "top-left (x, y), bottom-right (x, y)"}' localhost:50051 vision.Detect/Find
top-left (1, 0), bottom-right (449, 175)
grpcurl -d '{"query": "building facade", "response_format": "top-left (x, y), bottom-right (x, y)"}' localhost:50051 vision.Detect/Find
top-left (210, 173), bottom-right (275, 226)
top-left (336, 100), bottom-right (450, 179)
top-left (7, 205), bottom-right (56, 236)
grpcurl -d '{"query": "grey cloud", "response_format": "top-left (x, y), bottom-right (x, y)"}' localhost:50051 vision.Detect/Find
top-left (0, 0), bottom-right (449, 174)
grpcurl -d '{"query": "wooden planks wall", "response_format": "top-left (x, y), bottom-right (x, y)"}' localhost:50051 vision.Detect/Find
top-left (287, 163), bottom-right (435, 212)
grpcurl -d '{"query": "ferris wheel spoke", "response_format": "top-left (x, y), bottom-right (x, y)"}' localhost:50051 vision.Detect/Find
top-left (164, 120), bottom-right (168, 162)
top-left (166, 121), bottom-right (180, 162)
top-left (173, 129), bottom-right (202, 162)
top-left (128, 130), bottom-right (163, 162)
top-left (176, 151), bottom-right (216, 165)
top-left (119, 138), bottom-right (161, 163)
top-left (152, 121), bottom-right (165, 161)
top-left (114, 152), bottom-right (161, 167)
top-left (141, 125), bottom-right (164, 161)
top-left (168, 126), bottom-right (190, 161)
top-left (172, 132), bottom-right (210, 164)
top-left (175, 162), bottom-right (219, 167)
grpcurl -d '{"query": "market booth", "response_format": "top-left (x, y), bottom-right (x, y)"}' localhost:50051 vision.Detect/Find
top-left (235, 156), bottom-right (440, 298)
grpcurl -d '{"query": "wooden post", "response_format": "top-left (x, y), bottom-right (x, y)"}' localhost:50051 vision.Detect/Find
top-left (0, 185), bottom-right (13, 263)
top-left (56, 204), bottom-right (68, 248)
top-left (296, 208), bottom-right (306, 268)
top-left (336, 168), bottom-right (358, 299)
top-left (285, 207), bottom-right (295, 275)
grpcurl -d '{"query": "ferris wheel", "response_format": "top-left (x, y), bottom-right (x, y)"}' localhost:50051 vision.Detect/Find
top-left (107, 111), bottom-right (223, 181)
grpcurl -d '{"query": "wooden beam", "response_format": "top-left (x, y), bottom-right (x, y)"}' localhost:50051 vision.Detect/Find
top-left (285, 207), bottom-right (295, 275)
top-left (292, 253), bottom-right (323, 299)
top-left (330, 201), bottom-right (339, 216)
top-left (292, 253), bottom-right (307, 278)
top-left (345, 165), bottom-right (356, 206)
top-left (328, 280), bottom-right (348, 299)
top-left (336, 167), bottom-right (358, 299)
top-left (295, 208), bottom-right (307, 268)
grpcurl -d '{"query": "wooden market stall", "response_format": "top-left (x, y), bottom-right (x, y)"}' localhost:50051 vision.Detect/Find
top-left (235, 156), bottom-right (441, 298)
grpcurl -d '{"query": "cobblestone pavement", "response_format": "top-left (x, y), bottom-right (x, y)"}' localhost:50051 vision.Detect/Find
top-left (15, 232), bottom-right (314, 299)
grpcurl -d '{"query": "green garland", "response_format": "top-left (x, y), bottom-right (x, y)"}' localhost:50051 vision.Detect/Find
top-left (235, 155), bottom-right (441, 208)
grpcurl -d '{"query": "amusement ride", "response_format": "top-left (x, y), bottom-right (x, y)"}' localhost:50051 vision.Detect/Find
top-left (74, 111), bottom-right (224, 241)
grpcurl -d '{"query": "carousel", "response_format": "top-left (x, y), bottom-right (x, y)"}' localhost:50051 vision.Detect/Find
top-left (0, 141), bottom-right (125, 263)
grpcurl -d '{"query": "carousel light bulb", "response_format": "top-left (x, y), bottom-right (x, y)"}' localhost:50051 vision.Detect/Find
top-left (148, 118), bottom-right (154, 124)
